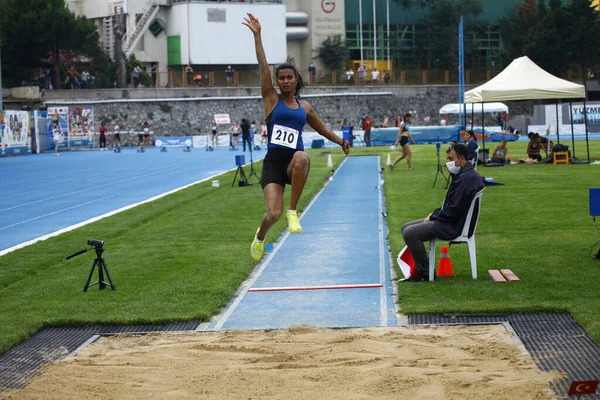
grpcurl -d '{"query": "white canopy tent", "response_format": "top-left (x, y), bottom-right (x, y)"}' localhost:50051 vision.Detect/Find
top-left (464, 56), bottom-right (585, 102)
top-left (463, 56), bottom-right (589, 160)
top-left (440, 102), bottom-right (508, 115)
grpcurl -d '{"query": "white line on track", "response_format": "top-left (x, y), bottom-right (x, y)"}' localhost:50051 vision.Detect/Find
top-left (377, 156), bottom-right (389, 327)
top-left (0, 173), bottom-right (227, 257)
top-left (0, 195), bottom-right (116, 230)
top-left (0, 158), bottom-right (213, 213)
top-left (208, 157), bottom-right (350, 331)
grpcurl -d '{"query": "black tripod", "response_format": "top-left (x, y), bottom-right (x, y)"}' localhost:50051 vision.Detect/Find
top-left (432, 140), bottom-right (450, 189)
top-left (246, 135), bottom-right (260, 184)
top-left (231, 164), bottom-right (249, 187)
top-left (66, 241), bottom-right (116, 291)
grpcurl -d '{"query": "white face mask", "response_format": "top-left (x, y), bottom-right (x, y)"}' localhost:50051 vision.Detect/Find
top-left (446, 160), bottom-right (461, 174)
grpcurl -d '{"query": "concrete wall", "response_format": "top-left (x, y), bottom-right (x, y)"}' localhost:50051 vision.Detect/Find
top-left (37, 85), bottom-right (537, 136)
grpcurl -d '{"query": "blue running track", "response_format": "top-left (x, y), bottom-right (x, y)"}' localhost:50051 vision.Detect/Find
top-left (0, 147), bottom-right (266, 254)
top-left (205, 156), bottom-right (400, 330)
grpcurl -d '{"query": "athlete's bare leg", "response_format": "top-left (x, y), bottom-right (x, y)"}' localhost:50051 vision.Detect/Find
top-left (287, 151), bottom-right (310, 210)
top-left (256, 183), bottom-right (284, 241)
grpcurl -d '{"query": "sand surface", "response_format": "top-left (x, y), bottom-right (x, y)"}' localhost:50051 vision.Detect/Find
top-left (2, 324), bottom-right (558, 400)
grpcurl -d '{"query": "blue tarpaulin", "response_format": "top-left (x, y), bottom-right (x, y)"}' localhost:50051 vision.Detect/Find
top-left (371, 125), bottom-right (462, 145)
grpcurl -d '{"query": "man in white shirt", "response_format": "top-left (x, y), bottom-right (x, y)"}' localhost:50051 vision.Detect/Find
top-left (371, 68), bottom-right (380, 84)
top-left (346, 68), bottom-right (355, 84)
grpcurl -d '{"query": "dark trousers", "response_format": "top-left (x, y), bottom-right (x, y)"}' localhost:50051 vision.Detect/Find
top-left (364, 129), bottom-right (371, 147)
top-left (99, 135), bottom-right (106, 148)
top-left (243, 135), bottom-right (250, 151)
top-left (401, 219), bottom-right (436, 276)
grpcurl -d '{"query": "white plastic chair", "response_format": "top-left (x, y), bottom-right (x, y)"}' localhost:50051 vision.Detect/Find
top-left (470, 146), bottom-right (480, 167)
top-left (428, 189), bottom-right (484, 281)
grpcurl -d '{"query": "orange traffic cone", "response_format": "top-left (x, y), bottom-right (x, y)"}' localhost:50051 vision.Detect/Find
top-left (436, 246), bottom-right (454, 278)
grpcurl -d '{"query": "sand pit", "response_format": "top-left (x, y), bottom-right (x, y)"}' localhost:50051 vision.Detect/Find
top-left (2, 324), bottom-right (559, 400)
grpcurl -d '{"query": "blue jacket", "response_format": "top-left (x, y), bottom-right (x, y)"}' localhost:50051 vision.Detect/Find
top-left (466, 139), bottom-right (478, 161)
top-left (430, 163), bottom-right (484, 240)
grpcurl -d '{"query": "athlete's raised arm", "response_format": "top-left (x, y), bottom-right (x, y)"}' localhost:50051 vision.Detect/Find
top-left (243, 13), bottom-right (278, 115)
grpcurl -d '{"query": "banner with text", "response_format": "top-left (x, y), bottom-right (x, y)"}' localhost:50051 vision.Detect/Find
top-left (0, 111), bottom-right (32, 155)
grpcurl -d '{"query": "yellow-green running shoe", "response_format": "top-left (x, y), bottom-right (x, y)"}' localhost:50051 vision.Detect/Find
top-left (250, 228), bottom-right (264, 260)
top-left (286, 210), bottom-right (302, 233)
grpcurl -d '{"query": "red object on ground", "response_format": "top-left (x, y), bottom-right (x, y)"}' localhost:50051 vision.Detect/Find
top-left (568, 380), bottom-right (599, 396)
top-left (436, 246), bottom-right (454, 277)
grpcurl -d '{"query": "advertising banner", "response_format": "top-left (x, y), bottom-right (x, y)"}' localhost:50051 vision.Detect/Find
top-left (0, 111), bottom-right (31, 155)
top-left (155, 136), bottom-right (193, 148)
top-left (68, 106), bottom-right (94, 147)
top-left (571, 104), bottom-right (600, 125)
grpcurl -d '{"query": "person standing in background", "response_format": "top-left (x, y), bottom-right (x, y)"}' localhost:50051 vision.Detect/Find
top-left (52, 123), bottom-right (62, 156)
top-left (150, 63), bottom-right (157, 87)
top-left (390, 113), bottom-right (416, 171)
top-left (211, 121), bottom-right (219, 149)
top-left (230, 121), bottom-right (241, 149)
top-left (225, 65), bottom-right (234, 86)
top-left (358, 65), bottom-right (366, 84)
top-left (241, 118), bottom-right (251, 152)
top-left (99, 121), bottom-right (107, 150)
top-left (371, 68), bottom-right (380, 84)
top-left (308, 63), bottom-right (316, 85)
top-left (363, 115), bottom-right (372, 147)
top-left (113, 121), bottom-right (121, 150)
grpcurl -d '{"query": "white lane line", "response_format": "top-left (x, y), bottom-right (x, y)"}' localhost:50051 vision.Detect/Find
top-left (378, 156), bottom-right (388, 327)
top-left (0, 195), bottom-right (116, 230)
top-left (0, 159), bottom-right (208, 213)
top-left (209, 157), bottom-right (350, 331)
top-left (0, 174), bottom-right (225, 257)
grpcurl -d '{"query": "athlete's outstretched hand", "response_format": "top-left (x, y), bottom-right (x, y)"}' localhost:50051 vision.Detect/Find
top-left (342, 139), bottom-right (350, 155)
top-left (243, 13), bottom-right (261, 35)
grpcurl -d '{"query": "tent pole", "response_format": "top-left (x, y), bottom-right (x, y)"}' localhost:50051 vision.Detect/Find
top-left (481, 102), bottom-right (485, 150)
top-left (555, 102), bottom-right (560, 144)
top-left (470, 103), bottom-right (474, 130)
top-left (583, 97), bottom-right (591, 163)
top-left (569, 101), bottom-right (575, 159)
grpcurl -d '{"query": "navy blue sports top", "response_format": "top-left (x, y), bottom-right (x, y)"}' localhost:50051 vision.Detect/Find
top-left (265, 96), bottom-right (306, 160)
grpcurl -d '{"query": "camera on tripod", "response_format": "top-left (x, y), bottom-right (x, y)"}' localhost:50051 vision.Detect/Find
top-left (67, 239), bottom-right (116, 291)
top-left (87, 239), bottom-right (104, 248)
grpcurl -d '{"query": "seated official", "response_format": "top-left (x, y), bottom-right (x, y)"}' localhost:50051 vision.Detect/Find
top-left (400, 143), bottom-right (484, 282)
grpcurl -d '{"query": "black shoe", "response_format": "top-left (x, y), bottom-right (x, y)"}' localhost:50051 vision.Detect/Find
top-left (399, 274), bottom-right (430, 283)
top-left (389, 164), bottom-right (395, 171)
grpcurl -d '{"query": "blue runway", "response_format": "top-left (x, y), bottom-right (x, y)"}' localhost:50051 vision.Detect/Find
top-left (205, 156), bottom-right (400, 330)
top-left (0, 147), bottom-right (266, 254)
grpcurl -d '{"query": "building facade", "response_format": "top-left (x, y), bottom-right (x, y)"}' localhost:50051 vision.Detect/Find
top-left (65, 0), bottom-right (586, 87)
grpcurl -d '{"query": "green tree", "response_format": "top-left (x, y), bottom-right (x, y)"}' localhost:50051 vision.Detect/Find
top-left (564, 0), bottom-right (600, 81)
top-left (498, 0), bottom-right (537, 66)
top-left (316, 35), bottom-right (349, 72)
top-left (524, 1), bottom-right (570, 77)
top-left (0, 0), bottom-right (102, 88)
top-left (394, 0), bottom-right (485, 70)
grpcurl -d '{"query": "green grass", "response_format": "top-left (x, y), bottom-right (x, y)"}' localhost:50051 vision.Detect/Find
top-left (0, 142), bottom-right (599, 355)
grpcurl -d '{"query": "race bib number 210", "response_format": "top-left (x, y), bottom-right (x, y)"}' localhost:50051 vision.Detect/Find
top-left (271, 124), bottom-right (299, 149)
